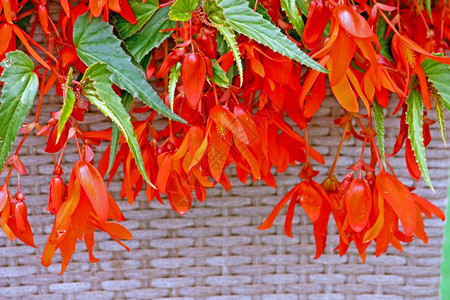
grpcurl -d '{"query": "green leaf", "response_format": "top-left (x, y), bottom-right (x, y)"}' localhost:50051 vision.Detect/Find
top-left (216, 0), bottom-right (327, 73)
top-left (376, 15), bottom-right (394, 62)
top-left (422, 57), bottom-right (450, 110)
top-left (109, 91), bottom-right (134, 174)
top-left (406, 89), bottom-right (434, 192)
top-left (0, 51), bottom-right (38, 168)
top-left (81, 63), bottom-right (153, 187)
top-left (281, 0), bottom-right (305, 36)
top-left (434, 94), bottom-right (446, 146)
top-left (373, 99), bottom-right (386, 169)
top-left (425, 0), bottom-right (432, 20)
top-left (169, 0), bottom-right (199, 21)
top-left (125, 6), bottom-right (175, 62)
top-left (168, 62), bottom-right (181, 112)
top-left (295, 0), bottom-right (309, 15)
top-left (114, 0), bottom-right (158, 39)
top-left (204, 0), bottom-right (244, 85)
top-left (215, 31), bottom-right (228, 56)
top-left (58, 68), bottom-right (75, 139)
top-left (211, 62), bottom-right (229, 87)
top-left (73, 13), bottom-right (185, 123)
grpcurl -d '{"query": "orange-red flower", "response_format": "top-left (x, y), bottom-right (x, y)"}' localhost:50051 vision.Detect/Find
top-left (344, 178), bottom-right (372, 232)
top-left (259, 165), bottom-right (332, 258)
top-left (42, 160), bottom-right (131, 274)
top-left (0, 186), bottom-right (36, 248)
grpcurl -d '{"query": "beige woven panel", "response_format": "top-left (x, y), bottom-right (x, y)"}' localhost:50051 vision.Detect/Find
top-left (0, 86), bottom-right (448, 299)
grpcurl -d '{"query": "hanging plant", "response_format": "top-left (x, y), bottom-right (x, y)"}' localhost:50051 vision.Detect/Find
top-left (0, 0), bottom-right (448, 273)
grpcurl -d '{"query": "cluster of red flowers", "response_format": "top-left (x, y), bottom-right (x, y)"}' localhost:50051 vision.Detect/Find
top-left (0, 0), bottom-right (448, 272)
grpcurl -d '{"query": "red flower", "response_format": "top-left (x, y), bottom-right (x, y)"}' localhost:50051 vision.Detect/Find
top-left (259, 165), bottom-right (331, 258)
top-left (42, 160), bottom-right (131, 273)
top-left (344, 178), bottom-right (372, 233)
top-left (0, 186), bottom-right (36, 248)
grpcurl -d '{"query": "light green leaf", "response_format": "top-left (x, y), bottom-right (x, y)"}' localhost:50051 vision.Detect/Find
top-left (74, 13), bottom-right (185, 123)
top-left (211, 63), bottom-right (229, 87)
top-left (114, 0), bottom-right (158, 39)
top-left (0, 51), bottom-right (38, 168)
top-left (81, 63), bottom-right (153, 187)
top-left (406, 89), bottom-right (434, 192)
top-left (58, 68), bottom-right (75, 140)
top-left (281, 0), bottom-right (304, 36)
top-left (295, 0), bottom-right (309, 15)
top-left (425, 0), bottom-right (432, 20)
top-left (422, 57), bottom-right (450, 110)
top-left (373, 100), bottom-right (386, 169)
top-left (216, 0), bottom-right (327, 73)
top-left (125, 6), bottom-right (175, 62)
top-left (434, 94), bottom-right (446, 146)
top-left (204, 0), bottom-right (243, 85)
top-left (168, 62), bottom-right (181, 112)
top-left (109, 91), bottom-right (133, 174)
top-left (169, 0), bottom-right (198, 21)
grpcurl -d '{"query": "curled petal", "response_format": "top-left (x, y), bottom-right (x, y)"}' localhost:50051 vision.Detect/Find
top-left (376, 170), bottom-right (416, 236)
top-left (333, 5), bottom-right (373, 38)
top-left (76, 161), bottom-right (109, 224)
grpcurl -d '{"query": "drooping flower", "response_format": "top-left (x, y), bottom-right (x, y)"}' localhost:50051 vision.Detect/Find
top-left (259, 164), bottom-right (332, 258)
top-left (0, 186), bottom-right (36, 248)
top-left (41, 160), bottom-right (132, 274)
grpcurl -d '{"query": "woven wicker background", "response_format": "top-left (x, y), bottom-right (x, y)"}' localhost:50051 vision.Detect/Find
top-left (0, 7), bottom-right (449, 298)
top-left (0, 86), bottom-right (448, 299)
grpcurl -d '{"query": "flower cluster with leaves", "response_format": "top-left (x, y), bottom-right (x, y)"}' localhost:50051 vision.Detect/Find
top-left (0, 0), bottom-right (448, 272)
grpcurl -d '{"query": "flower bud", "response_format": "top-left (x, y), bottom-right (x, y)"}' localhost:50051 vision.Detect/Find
top-left (344, 178), bottom-right (372, 232)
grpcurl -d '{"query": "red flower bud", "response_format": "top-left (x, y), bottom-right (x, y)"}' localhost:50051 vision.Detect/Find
top-left (14, 201), bottom-right (28, 233)
top-left (182, 53), bottom-right (206, 109)
top-left (344, 178), bottom-right (372, 232)
top-left (48, 175), bottom-right (66, 213)
top-left (298, 181), bottom-right (323, 223)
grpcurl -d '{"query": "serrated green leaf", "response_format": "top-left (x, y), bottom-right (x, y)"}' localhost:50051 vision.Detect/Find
top-left (74, 13), bottom-right (185, 124)
top-left (204, 0), bottom-right (243, 85)
top-left (0, 51), bottom-right (38, 168)
top-left (114, 0), bottom-right (158, 39)
top-left (281, 0), bottom-right (305, 36)
top-left (211, 62), bottom-right (229, 87)
top-left (406, 89), bottom-right (434, 192)
top-left (81, 63), bottom-right (153, 187)
top-left (434, 94), bottom-right (446, 146)
top-left (168, 62), bottom-right (181, 112)
top-left (373, 99), bottom-right (386, 169)
top-left (216, 0), bottom-right (327, 73)
top-left (295, 0), bottom-right (309, 15)
top-left (125, 6), bottom-right (175, 62)
top-left (422, 57), bottom-right (450, 110)
top-left (58, 68), bottom-right (75, 140)
top-left (169, 0), bottom-right (199, 21)
top-left (376, 15), bottom-right (394, 62)
top-left (109, 92), bottom-right (133, 174)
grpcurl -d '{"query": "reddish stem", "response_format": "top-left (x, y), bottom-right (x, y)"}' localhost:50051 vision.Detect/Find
top-left (329, 123), bottom-right (350, 177)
